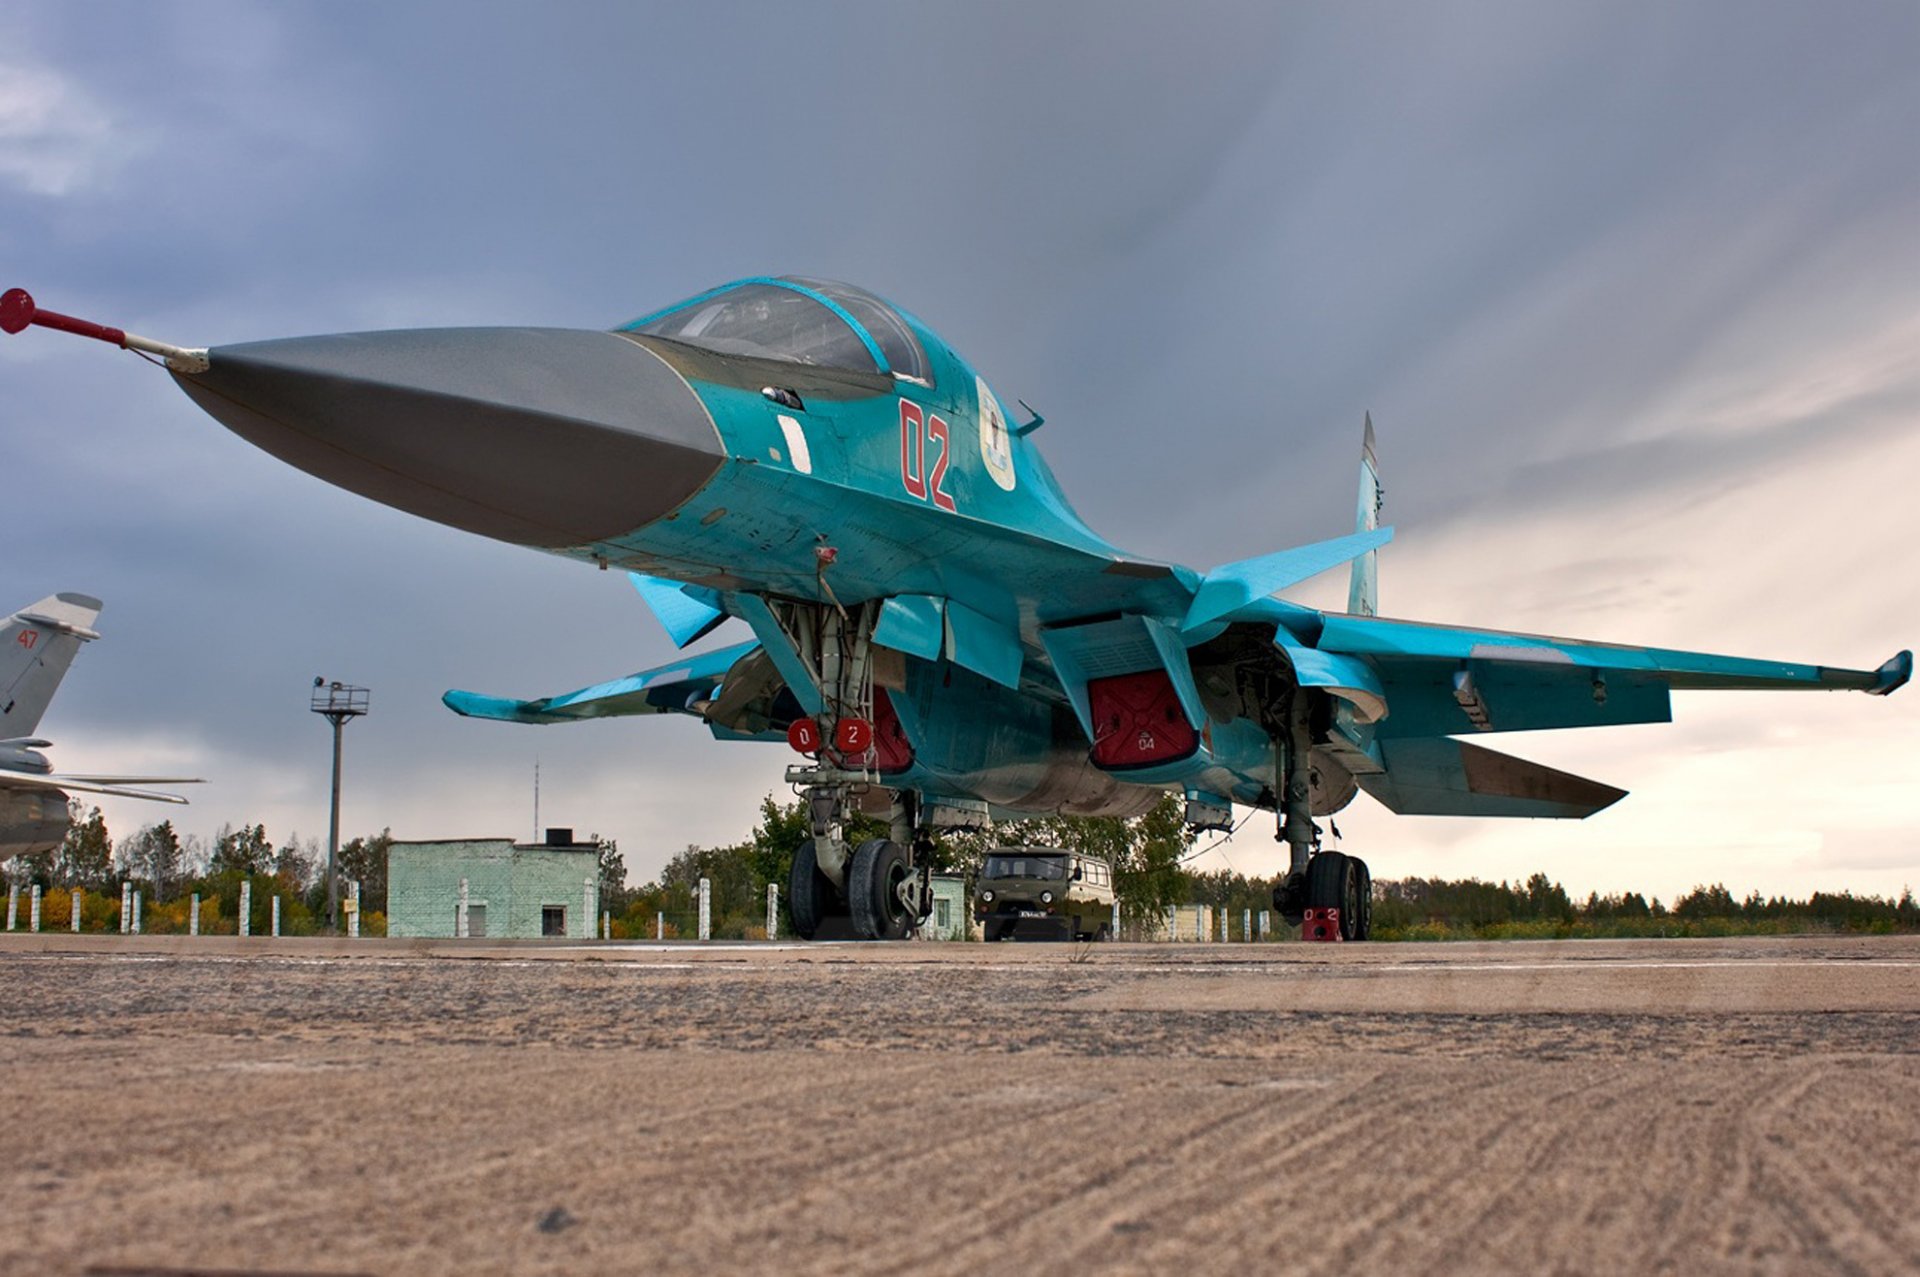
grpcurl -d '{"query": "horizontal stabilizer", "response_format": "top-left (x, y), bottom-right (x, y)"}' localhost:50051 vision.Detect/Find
top-left (1356, 738), bottom-right (1625, 819)
top-left (630, 573), bottom-right (728, 649)
top-left (1183, 526), bottom-right (1394, 632)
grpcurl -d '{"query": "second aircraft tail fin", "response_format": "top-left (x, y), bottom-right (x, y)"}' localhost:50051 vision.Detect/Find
top-left (1, 593), bottom-right (102, 738)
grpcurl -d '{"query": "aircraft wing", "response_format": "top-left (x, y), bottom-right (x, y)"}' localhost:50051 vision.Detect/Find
top-left (1319, 614), bottom-right (1910, 693)
top-left (0, 770), bottom-right (197, 804)
top-left (1308, 613), bottom-right (1909, 741)
top-left (443, 639), bottom-right (753, 725)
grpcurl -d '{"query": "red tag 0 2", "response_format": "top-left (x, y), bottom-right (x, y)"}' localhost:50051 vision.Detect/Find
top-left (787, 718), bottom-right (821, 754)
top-left (834, 718), bottom-right (873, 755)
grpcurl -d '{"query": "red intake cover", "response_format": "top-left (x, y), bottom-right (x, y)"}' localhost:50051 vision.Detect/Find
top-left (871, 688), bottom-right (914, 774)
top-left (1087, 669), bottom-right (1197, 769)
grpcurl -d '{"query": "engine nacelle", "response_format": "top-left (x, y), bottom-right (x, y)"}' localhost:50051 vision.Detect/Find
top-left (0, 787), bottom-right (72, 863)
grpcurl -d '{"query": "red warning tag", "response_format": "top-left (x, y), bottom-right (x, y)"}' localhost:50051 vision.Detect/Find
top-left (787, 718), bottom-right (821, 754)
top-left (834, 717), bottom-right (873, 755)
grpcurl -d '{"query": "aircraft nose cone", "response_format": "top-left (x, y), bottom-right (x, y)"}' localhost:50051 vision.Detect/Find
top-left (174, 328), bottom-right (723, 548)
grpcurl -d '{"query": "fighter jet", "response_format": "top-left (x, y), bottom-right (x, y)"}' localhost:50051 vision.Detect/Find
top-left (0, 591), bottom-right (200, 862)
top-left (2, 282), bottom-right (1907, 937)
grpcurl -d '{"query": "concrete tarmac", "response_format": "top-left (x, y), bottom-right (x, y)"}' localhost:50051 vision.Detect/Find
top-left (1, 933), bottom-right (1915, 1275)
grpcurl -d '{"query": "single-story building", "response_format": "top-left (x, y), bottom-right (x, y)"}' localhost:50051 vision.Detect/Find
top-left (388, 828), bottom-right (600, 939)
top-left (922, 873), bottom-right (976, 941)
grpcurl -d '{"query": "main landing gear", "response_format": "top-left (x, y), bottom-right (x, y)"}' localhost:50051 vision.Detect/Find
top-left (788, 796), bottom-right (936, 942)
top-left (771, 594), bottom-right (935, 942)
top-left (1267, 691), bottom-right (1373, 941)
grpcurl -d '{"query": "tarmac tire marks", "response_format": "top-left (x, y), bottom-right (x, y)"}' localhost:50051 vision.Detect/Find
top-left (1, 938), bottom-right (1917, 1275)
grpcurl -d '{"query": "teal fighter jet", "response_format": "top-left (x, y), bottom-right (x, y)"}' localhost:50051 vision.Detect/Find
top-left (3, 281), bottom-right (1908, 940)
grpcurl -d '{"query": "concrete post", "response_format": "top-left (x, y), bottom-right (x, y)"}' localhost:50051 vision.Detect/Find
top-left (457, 877), bottom-right (469, 939)
top-left (767, 883), bottom-right (779, 940)
top-left (72, 888), bottom-right (82, 933)
top-left (348, 880), bottom-right (361, 939)
top-left (1259, 909), bottom-right (1270, 941)
top-left (601, 911), bottom-right (610, 940)
top-left (239, 880), bottom-right (251, 937)
top-left (131, 890), bottom-right (140, 935)
top-left (190, 893), bottom-right (200, 937)
top-left (656, 911), bottom-right (664, 941)
top-left (30, 884), bottom-right (41, 932)
top-left (1111, 898), bottom-right (1121, 940)
top-left (697, 877), bottom-right (711, 941)
top-left (1166, 905), bottom-right (1176, 942)
top-left (584, 878), bottom-right (595, 940)
top-left (6, 884), bottom-right (16, 931)
top-left (1243, 908), bottom-right (1252, 942)
top-left (120, 881), bottom-right (131, 934)
top-left (271, 895), bottom-right (281, 937)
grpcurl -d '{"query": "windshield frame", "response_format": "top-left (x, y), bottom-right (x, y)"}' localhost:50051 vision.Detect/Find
top-left (623, 277), bottom-right (890, 374)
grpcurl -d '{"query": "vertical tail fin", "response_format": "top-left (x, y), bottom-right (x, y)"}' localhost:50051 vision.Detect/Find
top-left (0, 593), bottom-right (102, 738)
top-left (1346, 414), bottom-right (1382, 617)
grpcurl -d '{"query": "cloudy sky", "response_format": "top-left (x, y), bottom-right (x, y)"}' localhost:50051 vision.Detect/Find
top-left (3, 2), bottom-right (1914, 900)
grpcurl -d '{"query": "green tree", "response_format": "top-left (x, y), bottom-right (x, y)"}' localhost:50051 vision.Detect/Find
top-left (54, 805), bottom-right (114, 889)
top-left (273, 834), bottom-right (316, 892)
top-left (592, 834), bottom-right (628, 913)
top-left (335, 829), bottom-right (393, 913)
top-left (120, 820), bottom-right (183, 901)
top-left (209, 823), bottom-right (272, 877)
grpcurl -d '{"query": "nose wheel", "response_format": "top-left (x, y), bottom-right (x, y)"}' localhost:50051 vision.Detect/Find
top-left (848, 838), bottom-right (924, 941)
top-left (787, 838), bottom-right (847, 940)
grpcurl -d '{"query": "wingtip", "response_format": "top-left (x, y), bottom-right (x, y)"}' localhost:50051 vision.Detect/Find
top-left (1869, 649), bottom-right (1912, 696)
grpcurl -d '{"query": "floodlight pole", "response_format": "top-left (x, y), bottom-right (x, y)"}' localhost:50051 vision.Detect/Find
top-left (310, 679), bottom-right (370, 934)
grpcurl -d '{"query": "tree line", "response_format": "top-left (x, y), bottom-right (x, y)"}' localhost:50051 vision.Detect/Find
top-left (595, 796), bottom-right (1918, 941)
top-left (11, 799), bottom-right (1913, 941)
top-left (4, 805), bottom-right (395, 936)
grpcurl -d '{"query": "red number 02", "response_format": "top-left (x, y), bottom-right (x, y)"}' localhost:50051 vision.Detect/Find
top-left (898, 398), bottom-right (955, 512)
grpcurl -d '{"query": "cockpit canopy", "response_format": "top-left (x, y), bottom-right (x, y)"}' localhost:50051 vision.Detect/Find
top-left (625, 276), bottom-right (932, 384)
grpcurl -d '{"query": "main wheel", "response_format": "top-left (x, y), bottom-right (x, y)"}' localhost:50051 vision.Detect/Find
top-left (1351, 856), bottom-right (1373, 941)
top-left (788, 838), bottom-right (842, 940)
top-left (849, 838), bottom-right (913, 941)
top-left (1305, 851), bottom-right (1363, 941)
top-left (1273, 873), bottom-right (1306, 928)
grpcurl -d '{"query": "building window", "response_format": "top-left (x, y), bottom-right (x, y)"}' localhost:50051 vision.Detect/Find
top-left (935, 899), bottom-right (951, 931)
top-left (455, 903), bottom-right (488, 937)
top-left (542, 905), bottom-right (566, 937)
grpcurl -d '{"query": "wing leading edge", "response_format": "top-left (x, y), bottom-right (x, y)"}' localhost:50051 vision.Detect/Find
top-left (442, 640), bottom-right (753, 726)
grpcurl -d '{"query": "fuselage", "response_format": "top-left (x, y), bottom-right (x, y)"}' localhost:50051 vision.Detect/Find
top-left (167, 277), bottom-right (1281, 817)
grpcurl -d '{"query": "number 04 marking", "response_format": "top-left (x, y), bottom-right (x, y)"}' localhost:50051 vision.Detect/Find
top-left (899, 399), bottom-right (956, 512)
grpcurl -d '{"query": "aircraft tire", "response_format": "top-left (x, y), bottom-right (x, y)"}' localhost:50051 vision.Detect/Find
top-left (788, 838), bottom-right (841, 941)
top-left (1351, 857), bottom-right (1373, 941)
top-left (849, 838), bottom-right (913, 941)
top-left (1273, 874), bottom-right (1306, 929)
top-left (1306, 851), bottom-right (1363, 940)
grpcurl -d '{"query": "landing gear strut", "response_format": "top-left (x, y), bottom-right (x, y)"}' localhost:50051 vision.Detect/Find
top-left (1269, 690), bottom-right (1372, 940)
top-left (773, 595), bottom-right (932, 941)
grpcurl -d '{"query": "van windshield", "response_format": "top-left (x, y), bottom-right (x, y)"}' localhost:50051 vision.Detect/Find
top-left (983, 855), bottom-right (1067, 881)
